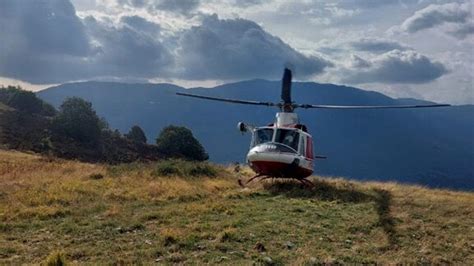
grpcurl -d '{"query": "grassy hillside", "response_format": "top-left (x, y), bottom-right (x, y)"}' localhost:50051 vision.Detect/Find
top-left (0, 150), bottom-right (473, 264)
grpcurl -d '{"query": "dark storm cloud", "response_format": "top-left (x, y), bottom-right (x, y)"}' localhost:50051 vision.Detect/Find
top-left (342, 50), bottom-right (448, 84)
top-left (0, 0), bottom-right (90, 56)
top-left (401, 2), bottom-right (471, 37)
top-left (0, 0), bottom-right (332, 83)
top-left (175, 15), bottom-right (333, 80)
top-left (83, 16), bottom-right (172, 78)
top-left (350, 38), bottom-right (408, 53)
top-left (0, 0), bottom-right (172, 84)
top-left (0, 0), bottom-right (92, 83)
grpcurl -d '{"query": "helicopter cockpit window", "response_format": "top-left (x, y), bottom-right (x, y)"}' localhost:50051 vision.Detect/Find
top-left (253, 128), bottom-right (274, 146)
top-left (275, 129), bottom-right (300, 151)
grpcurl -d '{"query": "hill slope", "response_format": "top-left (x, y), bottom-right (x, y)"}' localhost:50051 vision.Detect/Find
top-left (38, 81), bottom-right (474, 190)
top-left (0, 150), bottom-right (473, 264)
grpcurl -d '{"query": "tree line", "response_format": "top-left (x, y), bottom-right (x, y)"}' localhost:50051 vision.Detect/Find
top-left (0, 86), bottom-right (208, 163)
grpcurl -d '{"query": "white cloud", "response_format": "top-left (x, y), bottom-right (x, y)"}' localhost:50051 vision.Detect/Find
top-left (341, 50), bottom-right (448, 84)
top-left (400, 2), bottom-right (472, 38)
top-left (350, 38), bottom-right (409, 53)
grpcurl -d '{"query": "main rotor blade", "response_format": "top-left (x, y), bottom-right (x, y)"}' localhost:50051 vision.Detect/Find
top-left (176, 92), bottom-right (278, 107)
top-left (281, 68), bottom-right (292, 104)
top-left (295, 103), bottom-right (451, 109)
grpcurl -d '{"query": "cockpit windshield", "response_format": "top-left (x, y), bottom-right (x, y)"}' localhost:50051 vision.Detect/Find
top-left (253, 128), bottom-right (274, 146)
top-left (275, 129), bottom-right (300, 151)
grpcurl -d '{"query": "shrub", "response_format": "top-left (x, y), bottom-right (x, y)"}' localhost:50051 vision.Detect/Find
top-left (188, 164), bottom-right (217, 177)
top-left (152, 160), bottom-right (218, 177)
top-left (219, 229), bottom-right (239, 242)
top-left (154, 161), bottom-right (181, 176)
top-left (89, 173), bottom-right (104, 180)
top-left (41, 251), bottom-right (67, 266)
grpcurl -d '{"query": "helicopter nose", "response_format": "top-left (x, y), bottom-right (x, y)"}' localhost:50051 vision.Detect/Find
top-left (247, 142), bottom-right (298, 163)
top-left (246, 142), bottom-right (303, 177)
top-left (249, 142), bottom-right (297, 154)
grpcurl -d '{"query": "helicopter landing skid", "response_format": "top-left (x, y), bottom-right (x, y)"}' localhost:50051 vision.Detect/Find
top-left (238, 174), bottom-right (267, 187)
top-left (238, 174), bottom-right (314, 188)
top-left (297, 178), bottom-right (315, 188)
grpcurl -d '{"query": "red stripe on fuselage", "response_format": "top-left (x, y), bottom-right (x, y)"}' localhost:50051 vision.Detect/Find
top-left (250, 160), bottom-right (312, 178)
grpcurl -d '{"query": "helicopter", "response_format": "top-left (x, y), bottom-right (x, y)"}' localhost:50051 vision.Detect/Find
top-left (177, 68), bottom-right (450, 187)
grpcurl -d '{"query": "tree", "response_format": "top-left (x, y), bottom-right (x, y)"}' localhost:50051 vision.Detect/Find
top-left (125, 125), bottom-right (147, 143)
top-left (52, 97), bottom-right (102, 147)
top-left (156, 125), bottom-right (209, 161)
top-left (0, 86), bottom-right (56, 116)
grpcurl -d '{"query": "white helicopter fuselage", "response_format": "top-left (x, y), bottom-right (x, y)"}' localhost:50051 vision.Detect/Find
top-left (245, 112), bottom-right (314, 179)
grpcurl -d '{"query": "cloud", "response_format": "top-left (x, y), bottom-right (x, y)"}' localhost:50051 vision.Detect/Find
top-left (120, 15), bottom-right (161, 34)
top-left (0, 0), bottom-right (173, 84)
top-left (116, 0), bottom-right (200, 14)
top-left (151, 0), bottom-right (200, 14)
top-left (230, 0), bottom-right (266, 7)
top-left (116, 0), bottom-right (147, 8)
top-left (350, 38), bottom-right (408, 53)
top-left (0, 0), bottom-right (332, 83)
top-left (0, 0), bottom-right (92, 83)
top-left (175, 15), bottom-right (333, 80)
top-left (83, 16), bottom-right (173, 78)
top-left (338, 0), bottom-right (399, 9)
top-left (0, 0), bottom-right (91, 56)
top-left (341, 50), bottom-right (448, 84)
top-left (400, 2), bottom-right (472, 36)
top-left (348, 54), bottom-right (371, 68)
top-left (447, 22), bottom-right (474, 39)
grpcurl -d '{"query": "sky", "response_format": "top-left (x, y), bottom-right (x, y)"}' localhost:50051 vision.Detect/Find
top-left (0, 0), bottom-right (472, 104)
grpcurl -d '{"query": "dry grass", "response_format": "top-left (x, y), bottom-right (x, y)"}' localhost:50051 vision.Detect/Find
top-left (0, 150), bottom-right (473, 264)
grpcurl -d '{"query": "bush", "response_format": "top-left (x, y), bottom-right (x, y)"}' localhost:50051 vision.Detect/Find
top-left (89, 173), bottom-right (104, 180)
top-left (155, 125), bottom-right (208, 161)
top-left (188, 164), bottom-right (217, 177)
top-left (41, 250), bottom-right (67, 266)
top-left (154, 161), bottom-right (181, 176)
top-left (152, 160), bottom-right (218, 177)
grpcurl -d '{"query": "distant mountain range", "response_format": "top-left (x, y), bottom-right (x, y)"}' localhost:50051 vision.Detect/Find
top-left (38, 80), bottom-right (474, 190)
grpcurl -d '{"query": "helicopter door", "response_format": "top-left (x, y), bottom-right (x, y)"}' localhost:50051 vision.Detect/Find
top-left (306, 136), bottom-right (314, 159)
top-left (274, 129), bottom-right (300, 151)
top-left (298, 135), bottom-right (306, 156)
